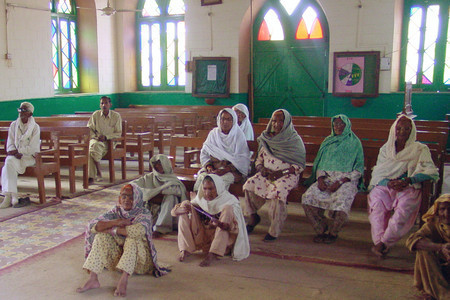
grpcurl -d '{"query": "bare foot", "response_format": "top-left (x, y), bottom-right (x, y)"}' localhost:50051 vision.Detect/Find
top-left (199, 252), bottom-right (218, 267)
top-left (114, 272), bottom-right (129, 297)
top-left (76, 273), bottom-right (100, 293)
top-left (179, 250), bottom-right (190, 262)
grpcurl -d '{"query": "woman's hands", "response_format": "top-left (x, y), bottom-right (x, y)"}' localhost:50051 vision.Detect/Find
top-left (318, 176), bottom-right (350, 193)
top-left (210, 219), bottom-right (231, 231)
top-left (259, 166), bottom-right (292, 181)
top-left (387, 178), bottom-right (410, 191)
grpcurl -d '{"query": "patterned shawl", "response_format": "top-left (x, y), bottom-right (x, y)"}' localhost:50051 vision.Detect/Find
top-left (257, 109), bottom-right (305, 167)
top-left (304, 115), bottom-right (364, 190)
top-left (84, 183), bottom-right (170, 277)
top-left (191, 174), bottom-right (250, 261)
top-left (369, 115), bottom-right (439, 189)
top-left (132, 154), bottom-right (187, 202)
top-left (200, 108), bottom-right (251, 176)
top-left (233, 103), bottom-right (254, 141)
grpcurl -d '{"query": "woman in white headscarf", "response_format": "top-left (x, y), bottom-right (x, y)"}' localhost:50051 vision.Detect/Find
top-left (132, 154), bottom-right (187, 237)
top-left (233, 103), bottom-right (254, 141)
top-left (171, 174), bottom-right (250, 267)
top-left (368, 115), bottom-right (439, 257)
top-left (0, 102), bottom-right (40, 209)
top-left (194, 108), bottom-right (251, 191)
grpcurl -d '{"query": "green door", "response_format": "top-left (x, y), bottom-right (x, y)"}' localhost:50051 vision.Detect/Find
top-left (252, 0), bottom-right (329, 121)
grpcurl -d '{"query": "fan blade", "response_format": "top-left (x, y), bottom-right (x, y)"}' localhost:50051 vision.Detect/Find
top-left (115, 9), bottom-right (143, 13)
top-left (76, 6), bottom-right (93, 10)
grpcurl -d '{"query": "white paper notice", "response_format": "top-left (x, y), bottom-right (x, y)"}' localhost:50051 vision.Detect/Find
top-left (207, 65), bottom-right (217, 81)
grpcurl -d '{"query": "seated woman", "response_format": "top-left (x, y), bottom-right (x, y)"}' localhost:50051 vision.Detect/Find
top-left (132, 154), bottom-right (187, 237)
top-left (77, 184), bottom-right (169, 297)
top-left (171, 174), bottom-right (250, 267)
top-left (302, 114), bottom-right (364, 244)
top-left (243, 109), bottom-right (305, 242)
top-left (233, 103), bottom-right (254, 141)
top-left (406, 193), bottom-right (450, 300)
top-left (194, 108), bottom-right (251, 191)
top-left (368, 115), bottom-right (439, 257)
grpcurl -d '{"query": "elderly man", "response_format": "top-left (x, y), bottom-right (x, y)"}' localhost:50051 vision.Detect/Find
top-left (87, 96), bottom-right (122, 182)
top-left (406, 194), bottom-right (450, 300)
top-left (0, 102), bottom-right (40, 209)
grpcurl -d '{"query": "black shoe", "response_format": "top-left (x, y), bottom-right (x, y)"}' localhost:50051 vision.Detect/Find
top-left (246, 214), bottom-right (261, 234)
top-left (323, 234), bottom-right (338, 244)
top-left (13, 197), bottom-right (31, 208)
top-left (263, 233), bottom-right (277, 242)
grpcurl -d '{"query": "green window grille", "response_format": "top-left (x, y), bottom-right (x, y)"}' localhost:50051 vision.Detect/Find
top-left (137, 0), bottom-right (185, 91)
top-left (400, 0), bottom-right (449, 91)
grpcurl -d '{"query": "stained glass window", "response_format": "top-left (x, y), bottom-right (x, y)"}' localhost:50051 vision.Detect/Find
top-left (257, 9), bottom-right (284, 41)
top-left (51, 0), bottom-right (79, 93)
top-left (296, 6), bottom-right (323, 40)
top-left (138, 0), bottom-right (185, 90)
top-left (401, 0), bottom-right (449, 91)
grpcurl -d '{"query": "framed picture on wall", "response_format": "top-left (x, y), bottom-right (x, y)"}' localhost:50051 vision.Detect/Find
top-left (192, 57), bottom-right (231, 98)
top-left (332, 51), bottom-right (380, 98)
top-left (201, 0), bottom-right (222, 6)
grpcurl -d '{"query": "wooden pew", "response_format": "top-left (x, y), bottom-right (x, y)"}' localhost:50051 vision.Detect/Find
top-left (0, 130), bottom-right (61, 204)
top-left (124, 117), bottom-right (155, 175)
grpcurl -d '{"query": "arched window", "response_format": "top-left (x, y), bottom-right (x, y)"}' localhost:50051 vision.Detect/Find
top-left (137, 0), bottom-right (185, 91)
top-left (400, 0), bottom-right (449, 91)
top-left (50, 0), bottom-right (79, 93)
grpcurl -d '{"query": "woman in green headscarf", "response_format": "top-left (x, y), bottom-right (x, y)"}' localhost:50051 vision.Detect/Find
top-left (302, 114), bottom-right (364, 244)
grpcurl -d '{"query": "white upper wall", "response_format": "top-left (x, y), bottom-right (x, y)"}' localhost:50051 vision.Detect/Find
top-left (0, 0), bottom-right (400, 101)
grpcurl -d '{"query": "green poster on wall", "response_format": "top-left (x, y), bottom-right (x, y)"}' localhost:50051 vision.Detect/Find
top-left (192, 57), bottom-right (231, 98)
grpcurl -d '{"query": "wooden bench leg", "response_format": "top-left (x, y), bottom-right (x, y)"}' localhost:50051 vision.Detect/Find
top-left (109, 158), bottom-right (115, 183)
top-left (83, 164), bottom-right (89, 189)
top-left (36, 175), bottom-right (46, 204)
top-left (148, 150), bottom-right (153, 172)
top-left (69, 166), bottom-right (76, 194)
top-left (138, 151), bottom-right (144, 175)
top-left (121, 157), bottom-right (126, 180)
top-left (54, 171), bottom-right (62, 200)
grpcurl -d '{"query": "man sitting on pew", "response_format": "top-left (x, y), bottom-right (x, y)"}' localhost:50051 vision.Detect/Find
top-left (0, 102), bottom-right (40, 209)
top-left (87, 96), bottom-right (122, 183)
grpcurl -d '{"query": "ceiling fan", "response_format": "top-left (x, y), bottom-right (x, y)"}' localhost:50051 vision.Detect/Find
top-left (78, 0), bottom-right (142, 16)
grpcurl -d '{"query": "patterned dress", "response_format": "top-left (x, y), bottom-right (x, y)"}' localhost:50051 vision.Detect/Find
top-left (302, 169), bottom-right (361, 215)
top-left (243, 148), bottom-right (301, 203)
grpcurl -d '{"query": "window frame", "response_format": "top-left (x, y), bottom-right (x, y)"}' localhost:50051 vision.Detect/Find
top-left (50, 0), bottom-right (80, 94)
top-left (399, 0), bottom-right (449, 92)
top-left (136, 0), bottom-right (186, 91)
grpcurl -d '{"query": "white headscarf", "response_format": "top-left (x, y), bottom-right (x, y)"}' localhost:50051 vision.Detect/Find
top-left (369, 115), bottom-right (439, 189)
top-left (200, 108), bottom-right (251, 176)
top-left (233, 104), bottom-right (254, 141)
top-left (191, 174), bottom-right (250, 261)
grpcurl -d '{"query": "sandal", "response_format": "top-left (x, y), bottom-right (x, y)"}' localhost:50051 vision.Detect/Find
top-left (263, 233), bottom-right (277, 242)
top-left (313, 234), bottom-right (327, 243)
top-left (246, 214), bottom-right (261, 234)
top-left (13, 197), bottom-right (31, 208)
top-left (323, 234), bottom-right (338, 244)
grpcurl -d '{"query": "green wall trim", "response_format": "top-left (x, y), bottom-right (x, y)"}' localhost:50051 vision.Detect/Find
top-left (0, 92), bottom-right (446, 123)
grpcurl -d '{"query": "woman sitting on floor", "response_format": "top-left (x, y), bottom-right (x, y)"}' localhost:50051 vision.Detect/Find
top-left (243, 109), bottom-right (305, 242)
top-left (77, 184), bottom-right (169, 297)
top-left (406, 193), bottom-right (450, 300)
top-left (233, 103), bottom-right (254, 141)
top-left (194, 108), bottom-right (251, 191)
top-left (302, 114), bottom-right (364, 244)
top-left (132, 154), bottom-right (187, 238)
top-left (171, 174), bottom-right (250, 267)
top-left (368, 115), bottom-right (439, 257)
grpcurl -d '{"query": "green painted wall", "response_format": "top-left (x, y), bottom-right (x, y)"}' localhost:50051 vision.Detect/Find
top-left (117, 93), bottom-right (248, 107)
top-left (0, 92), bottom-right (446, 122)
